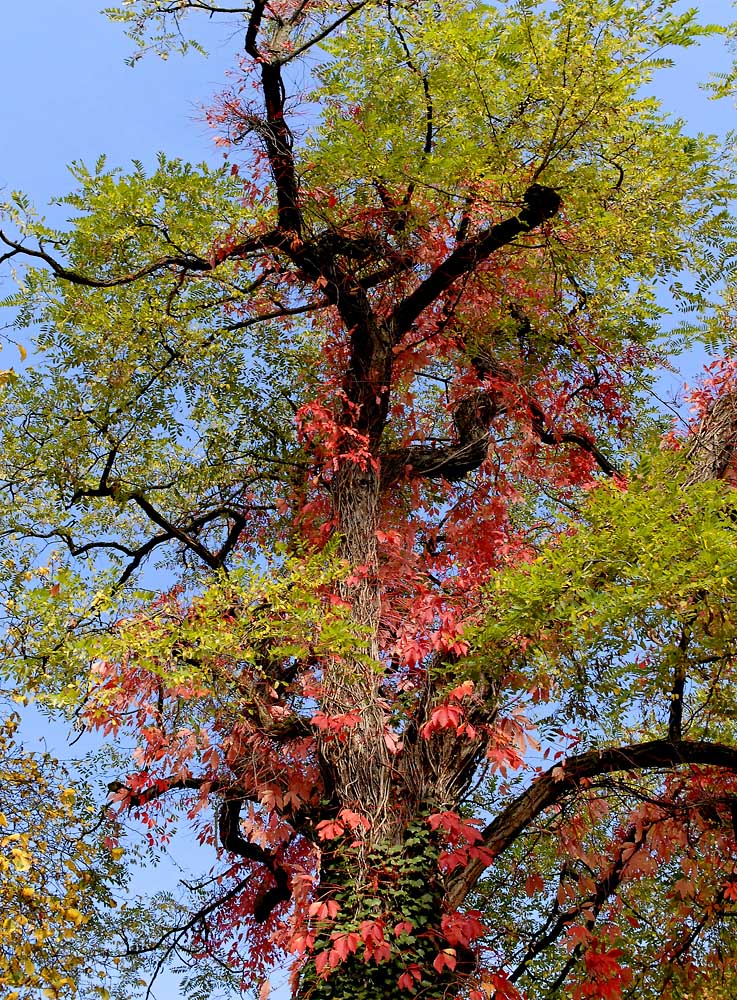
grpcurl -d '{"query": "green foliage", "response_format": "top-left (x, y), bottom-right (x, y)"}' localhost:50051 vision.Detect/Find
top-left (472, 456), bottom-right (737, 751)
top-left (0, 153), bottom-right (321, 649)
top-left (2, 2), bottom-right (737, 999)
top-left (0, 540), bottom-right (357, 712)
top-left (103, 1), bottom-right (209, 63)
top-left (310, 0), bottom-right (736, 323)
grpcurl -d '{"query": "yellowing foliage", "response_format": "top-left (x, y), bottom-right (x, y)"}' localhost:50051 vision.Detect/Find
top-left (0, 712), bottom-right (122, 999)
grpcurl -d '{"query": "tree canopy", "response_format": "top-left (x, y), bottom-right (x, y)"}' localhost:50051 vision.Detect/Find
top-left (2, 2), bottom-right (737, 998)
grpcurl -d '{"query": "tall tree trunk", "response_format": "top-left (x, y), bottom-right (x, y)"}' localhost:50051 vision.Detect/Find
top-left (321, 461), bottom-right (397, 840)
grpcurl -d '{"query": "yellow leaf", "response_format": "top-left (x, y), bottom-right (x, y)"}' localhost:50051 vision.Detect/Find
top-left (10, 848), bottom-right (32, 871)
top-left (18, 344), bottom-right (27, 362)
top-left (63, 906), bottom-right (85, 926)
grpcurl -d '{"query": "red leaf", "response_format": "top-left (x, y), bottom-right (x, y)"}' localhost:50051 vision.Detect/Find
top-left (525, 873), bottom-right (545, 897)
top-left (330, 931), bottom-right (360, 960)
top-left (315, 819), bottom-right (346, 841)
top-left (433, 949), bottom-right (457, 974)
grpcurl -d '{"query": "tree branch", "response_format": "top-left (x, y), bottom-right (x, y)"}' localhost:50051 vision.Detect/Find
top-left (0, 227), bottom-right (283, 288)
top-left (108, 775), bottom-right (213, 807)
top-left (245, 3), bottom-right (302, 234)
top-left (390, 185), bottom-right (561, 338)
top-left (446, 738), bottom-right (737, 908)
top-left (0, 230), bottom-right (211, 287)
top-left (218, 797), bottom-right (291, 922)
top-left (275, 2), bottom-right (372, 65)
top-left (381, 388), bottom-right (499, 484)
top-left (528, 399), bottom-right (617, 476)
top-left (130, 494), bottom-right (222, 570)
top-left (669, 627), bottom-right (690, 743)
top-left (509, 821), bottom-right (650, 985)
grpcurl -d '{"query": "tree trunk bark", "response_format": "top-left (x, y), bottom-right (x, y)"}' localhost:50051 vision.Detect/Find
top-left (320, 462), bottom-right (397, 841)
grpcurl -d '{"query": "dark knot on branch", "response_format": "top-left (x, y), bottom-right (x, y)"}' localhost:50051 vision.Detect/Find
top-left (522, 184), bottom-right (562, 221)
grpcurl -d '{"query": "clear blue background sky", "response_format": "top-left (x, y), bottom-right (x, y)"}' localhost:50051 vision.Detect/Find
top-left (0, 2), bottom-right (735, 998)
top-left (1, 1), bottom-right (239, 200)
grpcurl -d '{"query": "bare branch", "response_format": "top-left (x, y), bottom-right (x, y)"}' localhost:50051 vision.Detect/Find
top-left (0, 229), bottom-right (210, 287)
top-left (276, 2), bottom-right (373, 65)
top-left (245, 3), bottom-right (302, 234)
top-left (0, 227), bottom-right (284, 288)
top-left (668, 627), bottom-right (690, 743)
top-left (528, 399), bottom-right (617, 476)
top-left (218, 798), bottom-right (291, 922)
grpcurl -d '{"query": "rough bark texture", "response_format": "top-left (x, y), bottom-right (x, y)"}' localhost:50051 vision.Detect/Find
top-left (685, 389), bottom-right (737, 486)
top-left (322, 463), bottom-right (397, 839)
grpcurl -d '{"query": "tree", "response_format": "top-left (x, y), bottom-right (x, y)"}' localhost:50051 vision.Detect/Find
top-left (0, 705), bottom-right (127, 999)
top-left (2, 1), bottom-right (737, 997)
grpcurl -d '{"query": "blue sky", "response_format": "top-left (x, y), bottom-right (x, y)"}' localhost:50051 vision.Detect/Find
top-left (0, 1), bottom-right (238, 201)
top-left (0, 2), bottom-right (735, 999)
